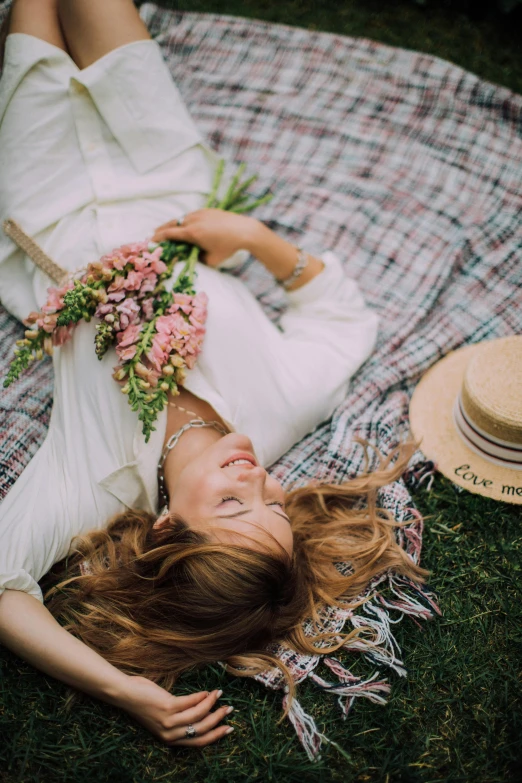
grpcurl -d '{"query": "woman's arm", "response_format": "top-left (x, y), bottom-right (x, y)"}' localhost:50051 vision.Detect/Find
top-left (0, 590), bottom-right (232, 747)
top-left (152, 209), bottom-right (325, 291)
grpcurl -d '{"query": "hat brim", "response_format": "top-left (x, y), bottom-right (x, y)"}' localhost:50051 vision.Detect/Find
top-left (409, 342), bottom-right (522, 505)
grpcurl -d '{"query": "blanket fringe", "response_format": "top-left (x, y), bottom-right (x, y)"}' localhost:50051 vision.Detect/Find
top-left (403, 459), bottom-right (436, 493)
top-left (283, 694), bottom-right (324, 762)
top-left (378, 575), bottom-right (441, 619)
top-left (282, 575), bottom-right (441, 759)
top-left (284, 662), bottom-right (392, 761)
top-left (278, 575), bottom-right (441, 759)
top-left (313, 659), bottom-right (391, 717)
top-left (346, 601), bottom-right (407, 676)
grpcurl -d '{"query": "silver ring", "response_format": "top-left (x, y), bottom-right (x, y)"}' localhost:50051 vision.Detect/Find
top-left (185, 724), bottom-right (198, 739)
top-left (177, 215), bottom-right (185, 226)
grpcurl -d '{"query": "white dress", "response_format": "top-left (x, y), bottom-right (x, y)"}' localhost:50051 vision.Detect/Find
top-left (0, 34), bottom-right (379, 602)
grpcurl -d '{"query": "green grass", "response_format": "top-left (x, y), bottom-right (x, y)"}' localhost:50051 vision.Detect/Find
top-left (2, 2), bottom-right (522, 781)
top-left (138, 0), bottom-right (522, 95)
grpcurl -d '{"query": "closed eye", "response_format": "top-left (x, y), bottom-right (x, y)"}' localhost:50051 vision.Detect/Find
top-left (218, 497), bottom-right (289, 523)
top-left (221, 497), bottom-right (285, 510)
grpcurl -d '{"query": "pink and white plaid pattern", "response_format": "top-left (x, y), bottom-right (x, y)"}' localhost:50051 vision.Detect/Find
top-left (1, 1), bottom-right (521, 757)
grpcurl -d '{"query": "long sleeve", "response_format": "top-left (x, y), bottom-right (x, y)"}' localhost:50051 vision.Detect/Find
top-left (277, 250), bottom-right (379, 424)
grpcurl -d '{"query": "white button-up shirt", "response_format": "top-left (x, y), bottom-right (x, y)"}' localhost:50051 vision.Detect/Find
top-left (0, 34), bottom-right (378, 601)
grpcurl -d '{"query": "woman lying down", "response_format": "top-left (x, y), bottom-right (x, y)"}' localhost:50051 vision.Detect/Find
top-left (0, 0), bottom-right (427, 749)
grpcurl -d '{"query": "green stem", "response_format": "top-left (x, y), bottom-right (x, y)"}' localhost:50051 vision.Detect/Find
top-left (135, 315), bottom-right (160, 363)
top-left (230, 193), bottom-right (273, 213)
top-left (207, 159), bottom-right (226, 208)
top-left (186, 245), bottom-right (200, 279)
top-left (227, 173), bottom-right (258, 201)
top-left (218, 162), bottom-right (246, 209)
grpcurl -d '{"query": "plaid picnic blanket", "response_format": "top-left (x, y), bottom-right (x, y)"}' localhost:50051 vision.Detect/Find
top-left (1, 0), bottom-right (521, 758)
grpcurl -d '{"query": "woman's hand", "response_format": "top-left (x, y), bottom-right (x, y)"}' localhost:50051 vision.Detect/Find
top-left (120, 676), bottom-right (234, 747)
top-left (152, 209), bottom-right (260, 268)
top-left (153, 208), bottom-right (325, 290)
top-left (0, 592), bottom-right (233, 751)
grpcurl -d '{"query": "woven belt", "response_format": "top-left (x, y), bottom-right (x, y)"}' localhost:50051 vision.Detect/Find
top-left (3, 218), bottom-right (69, 286)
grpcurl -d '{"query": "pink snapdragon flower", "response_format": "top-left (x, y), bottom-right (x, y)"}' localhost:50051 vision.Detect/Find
top-left (148, 336), bottom-right (167, 373)
top-left (117, 323), bottom-right (143, 348)
top-left (141, 298), bottom-right (154, 320)
top-left (125, 269), bottom-right (145, 291)
top-left (116, 297), bottom-right (140, 330)
top-left (115, 324), bottom-right (142, 362)
top-left (52, 324), bottom-right (75, 347)
top-left (41, 280), bottom-right (74, 314)
top-left (117, 344), bottom-right (138, 362)
top-left (108, 275), bottom-right (126, 293)
top-left (139, 272), bottom-right (158, 296)
top-left (95, 302), bottom-right (115, 318)
top-left (170, 293), bottom-right (194, 315)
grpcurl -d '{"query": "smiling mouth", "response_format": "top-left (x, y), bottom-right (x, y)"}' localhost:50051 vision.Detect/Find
top-left (221, 452), bottom-right (258, 468)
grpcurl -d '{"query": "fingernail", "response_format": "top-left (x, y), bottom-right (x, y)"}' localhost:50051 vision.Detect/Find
top-left (225, 726), bottom-right (234, 734)
top-left (225, 706), bottom-right (234, 715)
top-left (216, 689), bottom-right (223, 699)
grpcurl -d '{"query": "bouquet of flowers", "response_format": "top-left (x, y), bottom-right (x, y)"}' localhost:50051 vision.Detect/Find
top-left (4, 161), bottom-right (270, 441)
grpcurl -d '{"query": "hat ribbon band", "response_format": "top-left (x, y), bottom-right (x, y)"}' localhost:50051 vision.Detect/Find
top-left (454, 395), bottom-right (522, 471)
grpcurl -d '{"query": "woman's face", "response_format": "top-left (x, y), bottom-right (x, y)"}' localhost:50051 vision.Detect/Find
top-left (163, 433), bottom-right (293, 556)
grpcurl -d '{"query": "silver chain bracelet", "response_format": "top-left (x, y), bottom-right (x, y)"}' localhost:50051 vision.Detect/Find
top-left (279, 247), bottom-right (309, 290)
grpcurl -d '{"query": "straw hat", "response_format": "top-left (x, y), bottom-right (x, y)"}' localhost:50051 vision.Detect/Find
top-left (409, 335), bottom-right (522, 505)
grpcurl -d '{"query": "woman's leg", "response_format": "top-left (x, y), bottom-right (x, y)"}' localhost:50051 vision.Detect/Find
top-left (57, 0), bottom-right (150, 70)
top-left (8, 0), bottom-right (67, 52)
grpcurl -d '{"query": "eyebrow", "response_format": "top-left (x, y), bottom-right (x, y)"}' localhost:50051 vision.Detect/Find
top-left (217, 508), bottom-right (291, 524)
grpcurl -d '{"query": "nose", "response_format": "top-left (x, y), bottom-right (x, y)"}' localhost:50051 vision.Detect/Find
top-left (237, 465), bottom-right (267, 485)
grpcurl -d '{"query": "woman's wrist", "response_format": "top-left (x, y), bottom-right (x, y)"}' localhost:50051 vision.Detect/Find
top-left (99, 670), bottom-right (134, 709)
top-left (246, 221), bottom-right (325, 290)
top-left (242, 219), bottom-right (271, 256)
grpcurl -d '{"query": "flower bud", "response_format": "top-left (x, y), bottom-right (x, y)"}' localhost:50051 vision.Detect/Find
top-left (170, 354), bottom-right (184, 368)
top-left (160, 382), bottom-right (169, 392)
top-left (25, 330), bottom-right (39, 340)
top-left (162, 365), bottom-right (174, 377)
top-left (113, 368), bottom-right (127, 381)
top-left (86, 275), bottom-right (95, 286)
top-left (105, 314), bottom-right (115, 324)
top-left (16, 339), bottom-right (26, 347)
top-left (93, 289), bottom-right (108, 303)
top-left (143, 394), bottom-right (155, 403)
top-left (121, 383), bottom-right (130, 394)
top-left (135, 362), bottom-right (149, 379)
top-left (35, 349), bottom-right (43, 360)
top-left (138, 379), bottom-right (151, 389)
top-left (43, 337), bottom-right (53, 356)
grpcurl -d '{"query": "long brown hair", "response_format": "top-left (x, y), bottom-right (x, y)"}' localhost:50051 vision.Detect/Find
top-left (46, 443), bottom-right (427, 696)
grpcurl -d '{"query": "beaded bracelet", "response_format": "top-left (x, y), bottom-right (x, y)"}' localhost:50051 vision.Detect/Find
top-left (279, 246), bottom-right (309, 290)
